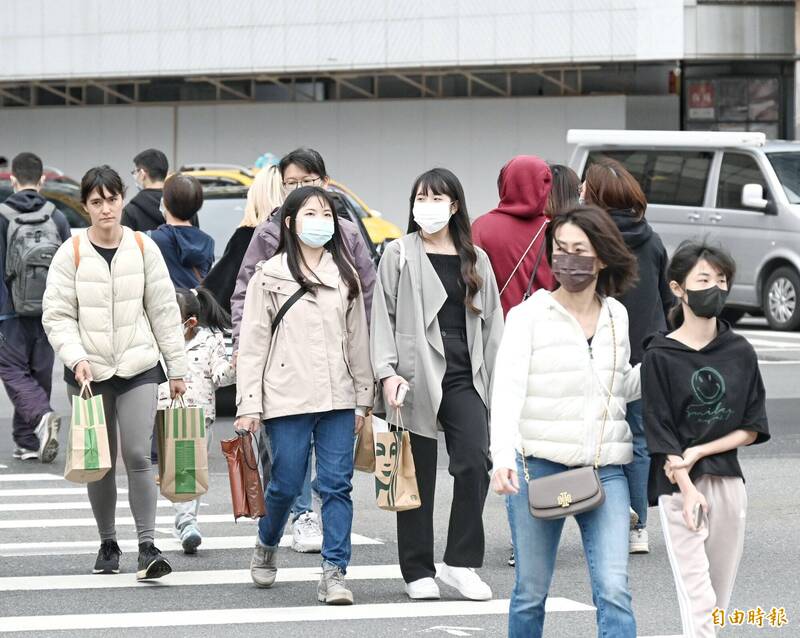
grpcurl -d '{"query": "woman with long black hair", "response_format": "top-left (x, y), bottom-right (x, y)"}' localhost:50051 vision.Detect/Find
top-left (371, 168), bottom-right (503, 601)
top-left (234, 186), bottom-right (373, 605)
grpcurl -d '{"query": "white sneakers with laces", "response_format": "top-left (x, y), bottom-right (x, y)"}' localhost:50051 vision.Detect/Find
top-left (629, 527), bottom-right (650, 554)
top-left (291, 511), bottom-right (323, 553)
top-left (436, 564), bottom-right (493, 601)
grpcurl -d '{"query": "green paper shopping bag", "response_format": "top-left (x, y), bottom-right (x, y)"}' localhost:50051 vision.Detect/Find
top-left (156, 398), bottom-right (208, 503)
top-left (64, 383), bottom-right (111, 483)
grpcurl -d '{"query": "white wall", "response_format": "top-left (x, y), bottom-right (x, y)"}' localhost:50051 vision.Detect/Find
top-left (0, 94), bottom-right (680, 227)
top-left (0, 0), bottom-right (686, 81)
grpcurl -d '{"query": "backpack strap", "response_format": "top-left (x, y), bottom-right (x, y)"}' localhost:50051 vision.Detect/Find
top-left (0, 202), bottom-right (17, 222)
top-left (134, 231), bottom-right (145, 257)
top-left (72, 235), bottom-right (81, 269)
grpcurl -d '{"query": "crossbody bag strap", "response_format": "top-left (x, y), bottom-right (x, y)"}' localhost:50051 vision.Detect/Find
top-left (593, 302), bottom-right (617, 469)
top-left (271, 286), bottom-right (306, 333)
top-left (522, 235), bottom-right (549, 301)
top-left (500, 220), bottom-right (548, 297)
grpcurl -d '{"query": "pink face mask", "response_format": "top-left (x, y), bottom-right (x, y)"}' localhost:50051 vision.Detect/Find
top-left (551, 253), bottom-right (597, 293)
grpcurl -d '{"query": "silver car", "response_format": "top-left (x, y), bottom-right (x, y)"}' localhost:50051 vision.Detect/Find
top-left (569, 130), bottom-right (800, 330)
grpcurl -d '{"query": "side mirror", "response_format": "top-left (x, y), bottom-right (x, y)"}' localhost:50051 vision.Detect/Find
top-left (741, 183), bottom-right (768, 210)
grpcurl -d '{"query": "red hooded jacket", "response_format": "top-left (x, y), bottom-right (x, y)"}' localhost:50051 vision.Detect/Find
top-left (473, 156), bottom-right (555, 317)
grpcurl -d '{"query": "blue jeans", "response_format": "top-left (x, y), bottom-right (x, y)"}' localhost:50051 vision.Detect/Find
top-left (257, 410), bottom-right (355, 570)
top-left (289, 443), bottom-right (319, 521)
top-left (507, 456), bottom-right (637, 638)
top-left (622, 399), bottom-right (650, 529)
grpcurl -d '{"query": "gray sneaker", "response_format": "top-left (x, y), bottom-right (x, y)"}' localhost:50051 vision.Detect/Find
top-left (250, 542), bottom-right (277, 588)
top-left (35, 412), bottom-right (60, 464)
top-left (317, 562), bottom-right (353, 605)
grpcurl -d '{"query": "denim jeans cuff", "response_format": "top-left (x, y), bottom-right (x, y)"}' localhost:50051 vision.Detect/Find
top-left (322, 559), bottom-right (346, 574)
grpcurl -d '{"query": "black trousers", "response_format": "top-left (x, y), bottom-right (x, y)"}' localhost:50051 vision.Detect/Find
top-left (397, 329), bottom-right (491, 583)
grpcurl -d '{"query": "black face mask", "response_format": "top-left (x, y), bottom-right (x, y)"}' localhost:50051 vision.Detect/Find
top-left (685, 286), bottom-right (729, 319)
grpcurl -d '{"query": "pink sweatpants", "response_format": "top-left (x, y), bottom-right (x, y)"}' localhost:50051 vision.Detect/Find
top-left (658, 475), bottom-right (748, 638)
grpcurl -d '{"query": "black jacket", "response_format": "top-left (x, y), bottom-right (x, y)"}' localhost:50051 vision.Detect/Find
top-left (203, 225), bottom-right (255, 315)
top-left (610, 209), bottom-right (673, 365)
top-left (121, 189), bottom-right (199, 232)
top-left (0, 189), bottom-right (71, 317)
top-left (641, 323), bottom-right (770, 505)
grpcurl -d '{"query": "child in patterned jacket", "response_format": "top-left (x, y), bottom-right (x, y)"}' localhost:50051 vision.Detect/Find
top-left (158, 287), bottom-right (235, 553)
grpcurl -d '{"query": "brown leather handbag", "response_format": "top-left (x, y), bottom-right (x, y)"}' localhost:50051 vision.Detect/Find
top-left (526, 306), bottom-right (617, 520)
top-left (221, 431), bottom-right (266, 520)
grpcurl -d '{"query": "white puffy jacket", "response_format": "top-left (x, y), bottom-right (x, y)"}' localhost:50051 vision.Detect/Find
top-left (490, 289), bottom-right (640, 473)
top-left (42, 227), bottom-right (187, 382)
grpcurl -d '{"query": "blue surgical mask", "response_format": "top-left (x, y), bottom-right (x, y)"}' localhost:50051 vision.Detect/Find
top-left (298, 216), bottom-right (334, 248)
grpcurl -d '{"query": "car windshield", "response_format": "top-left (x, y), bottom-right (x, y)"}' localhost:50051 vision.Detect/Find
top-left (768, 152), bottom-right (800, 204)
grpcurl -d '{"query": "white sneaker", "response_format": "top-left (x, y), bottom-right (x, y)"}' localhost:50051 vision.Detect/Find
top-left (629, 528), bottom-right (650, 554)
top-left (437, 564), bottom-right (492, 601)
top-left (405, 577), bottom-right (440, 600)
top-left (629, 507), bottom-right (640, 530)
top-left (35, 412), bottom-right (60, 464)
top-left (291, 511), bottom-right (323, 553)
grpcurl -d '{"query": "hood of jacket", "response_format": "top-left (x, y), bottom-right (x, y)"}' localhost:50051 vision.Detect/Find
top-left (490, 156), bottom-right (552, 220)
top-left (642, 320), bottom-right (734, 353)
top-left (157, 225), bottom-right (215, 268)
top-left (609, 209), bottom-right (653, 249)
top-left (3, 188), bottom-right (50, 214)
top-left (126, 189), bottom-right (164, 226)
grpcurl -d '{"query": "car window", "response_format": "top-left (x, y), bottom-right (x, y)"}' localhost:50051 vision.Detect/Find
top-left (588, 150), bottom-right (711, 207)
top-left (767, 152), bottom-right (800, 204)
top-left (196, 177), bottom-right (239, 187)
top-left (329, 186), bottom-right (369, 220)
top-left (717, 153), bottom-right (768, 211)
top-left (51, 199), bottom-right (89, 228)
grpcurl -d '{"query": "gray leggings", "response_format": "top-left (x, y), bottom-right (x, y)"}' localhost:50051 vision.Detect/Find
top-left (68, 383), bottom-right (158, 544)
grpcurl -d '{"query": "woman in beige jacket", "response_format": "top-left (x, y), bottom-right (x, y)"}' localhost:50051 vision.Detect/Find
top-left (42, 165), bottom-right (187, 582)
top-left (235, 186), bottom-right (373, 606)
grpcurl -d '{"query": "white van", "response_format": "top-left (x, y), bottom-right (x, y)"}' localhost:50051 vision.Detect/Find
top-left (568, 129), bottom-right (800, 330)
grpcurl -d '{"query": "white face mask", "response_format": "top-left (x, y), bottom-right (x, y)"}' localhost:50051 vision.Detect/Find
top-left (413, 201), bottom-right (452, 234)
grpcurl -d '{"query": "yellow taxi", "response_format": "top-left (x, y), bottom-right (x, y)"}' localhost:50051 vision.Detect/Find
top-left (179, 163), bottom-right (401, 246)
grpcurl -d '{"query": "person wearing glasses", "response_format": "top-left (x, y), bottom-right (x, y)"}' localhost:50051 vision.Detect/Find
top-left (229, 147), bottom-right (376, 556)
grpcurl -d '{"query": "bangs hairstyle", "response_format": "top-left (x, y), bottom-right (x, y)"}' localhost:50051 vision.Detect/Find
top-left (80, 165), bottom-right (126, 204)
top-left (546, 205), bottom-right (638, 298)
top-left (279, 147), bottom-right (328, 180)
top-left (163, 173), bottom-right (204, 221)
top-left (277, 186), bottom-right (360, 300)
top-left (583, 157), bottom-right (647, 220)
top-left (545, 163), bottom-right (581, 218)
top-left (667, 240), bottom-right (736, 328)
top-left (407, 168), bottom-right (483, 314)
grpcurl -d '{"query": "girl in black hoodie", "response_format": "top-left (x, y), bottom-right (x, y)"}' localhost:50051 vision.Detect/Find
top-left (583, 157), bottom-right (674, 555)
top-left (641, 241), bottom-right (769, 638)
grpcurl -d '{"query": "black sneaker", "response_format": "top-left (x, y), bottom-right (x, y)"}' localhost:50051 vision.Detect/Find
top-left (136, 542), bottom-right (172, 581)
top-left (93, 540), bottom-right (121, 574)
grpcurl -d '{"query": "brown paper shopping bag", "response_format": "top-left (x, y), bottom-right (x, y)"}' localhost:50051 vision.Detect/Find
top-left (353, 414), bottom-right (375, 473)
top-left (64, 384), bottom-right (112, 483)
top-left (221, 431), bottom-right (266, 520)
top-left (374, 411), bottom-right (421, 512)
top-left (156, 398), bottom-right (208, 503)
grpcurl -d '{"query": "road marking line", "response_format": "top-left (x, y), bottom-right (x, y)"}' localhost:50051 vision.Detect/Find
top-left (0, 564), bottom-right (404, 591)
top-left (758, 360), bottom-right (800, 365)
top-left (0, 599), bottom-right (595, 632)
top-left (0, 513), bottom-right (247, 529)
top-left (0, 487), bottom-right (128, 497)
top-left (0, 533), bottom-right (381, 557)
top-left (0, 473), bottom-right (64, 482)
top-left (0, 500), bottom-right (186, 513)
top-left (0, 465), bottom-right (7, 469)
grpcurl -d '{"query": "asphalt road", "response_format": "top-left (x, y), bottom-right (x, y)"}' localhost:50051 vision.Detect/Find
top-left (0, 320), bottom-right (797, 638)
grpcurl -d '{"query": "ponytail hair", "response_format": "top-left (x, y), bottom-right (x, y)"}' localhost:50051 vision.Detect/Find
top-left (666, 240), bottom-right (736, 329)
top-left (175, 287), bottom-right (231, 332)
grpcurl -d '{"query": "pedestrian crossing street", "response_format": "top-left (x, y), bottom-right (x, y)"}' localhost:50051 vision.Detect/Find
top-left (0, 469), bottom-right (684, 636)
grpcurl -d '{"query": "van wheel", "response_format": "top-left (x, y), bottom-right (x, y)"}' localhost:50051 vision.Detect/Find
top-left (721, 309), bottom-right (745, 325)
top-left (763, 267), bottom-right (800, 330)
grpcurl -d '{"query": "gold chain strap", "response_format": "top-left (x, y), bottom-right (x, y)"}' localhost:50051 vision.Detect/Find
top-left (522, 301), bottom-right (617, 481)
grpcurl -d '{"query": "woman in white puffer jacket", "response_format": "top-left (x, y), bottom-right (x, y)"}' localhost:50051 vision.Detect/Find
top-left (42, 165), bottom-right (187, 582)
top-left (491, 206), bottom-right (641, 638)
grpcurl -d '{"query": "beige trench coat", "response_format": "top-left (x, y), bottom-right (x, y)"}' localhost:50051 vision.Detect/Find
top-left (370, 232), bottom-right (504, 439)
top-left (236, 252), bottom-right (374, 420)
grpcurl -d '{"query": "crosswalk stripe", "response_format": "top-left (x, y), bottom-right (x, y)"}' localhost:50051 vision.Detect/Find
top-left (0, 598), bottom-right (597, 632)
top-left (0, 500), bottom-right (188, 513)
top-left (0, 473), bottom-right (63, 482)
top-left (0, 533), bottom-right (381, 557)
top-left (0, 487), bottom-right (128, 497)
top-left (0, 564), bottom-right (405, 591)
top-left (0, 513), bottom-right (247, 529)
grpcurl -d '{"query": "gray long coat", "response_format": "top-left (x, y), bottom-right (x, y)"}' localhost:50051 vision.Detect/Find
top-left (370, 232), bottom-right (504, 439)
